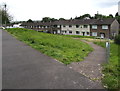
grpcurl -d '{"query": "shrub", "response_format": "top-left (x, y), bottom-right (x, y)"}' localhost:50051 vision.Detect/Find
top-left (114, 34), bottom-right (120, 45)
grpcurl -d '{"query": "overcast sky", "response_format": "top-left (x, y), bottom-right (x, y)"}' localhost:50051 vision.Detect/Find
top-left (0, 0), bottom-right (119, 21)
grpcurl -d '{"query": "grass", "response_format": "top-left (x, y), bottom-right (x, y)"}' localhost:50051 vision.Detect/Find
top-left (63, 35), bottom-right (95, 38)
top-left (6, 28), bottom-right (93, 65)
top-left (94, 41), bottom-right (119, 90)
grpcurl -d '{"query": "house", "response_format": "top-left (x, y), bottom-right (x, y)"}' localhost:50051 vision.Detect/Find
top-left (90, 18), bottom-right (119, 39)
top-left (59, 19), bottom-right (96, 36)
top-left (21, 18), bottom-right (119, 39)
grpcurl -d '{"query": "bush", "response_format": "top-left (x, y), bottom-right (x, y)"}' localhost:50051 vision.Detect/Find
top-left (114, 34), bottom-right (120, 45)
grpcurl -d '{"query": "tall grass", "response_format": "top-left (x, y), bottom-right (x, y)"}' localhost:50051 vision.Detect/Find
top-left (94, 41), bottom-right (119, 90)
top-left (6, 28), bottom-right (93, 65)
top-left (63, 35), bottom-right (95, 38)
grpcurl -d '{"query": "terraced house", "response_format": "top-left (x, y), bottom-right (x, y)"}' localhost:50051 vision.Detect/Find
top-left (21, 18), bottom-right (119, 39)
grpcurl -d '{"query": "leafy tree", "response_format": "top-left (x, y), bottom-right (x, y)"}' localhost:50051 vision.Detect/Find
top-left (41, 17), bottom-right (58, 22)
top-left (109, 14), bottom-right (114, 18)
top-left (115, 12), bottom-right (119, 17)
top-left (114, 34), bottom-right (120, 45)
top-left (27, 19), bottom-right (33, 23)
top-left (41, 17), bottom-right (52, 22)
top-left (59, 18), bottom-right (65, 20)
top-left (75, 14), bottom-right (92, 19)
top-left (50, 18), bottom-right (57, 22)
top-left (115, 12), bottom-right (120, 23)
top-left (94, 14), bottom-right (104, 19)
top-left (0, 4), bottom-right (12, 24)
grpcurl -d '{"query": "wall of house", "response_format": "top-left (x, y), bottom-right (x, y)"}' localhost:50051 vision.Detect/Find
top-left (61, 25), bottom-right (90, 36)
top-left (110, 19), bottom-right (119, 38)
top-left (90, 25), bottom-right (110, 38)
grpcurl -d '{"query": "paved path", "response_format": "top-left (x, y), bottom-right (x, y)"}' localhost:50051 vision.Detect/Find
top-left (68, 39), bottom-right (107, 82)
top-left (2, 30), bottom-right (104, 89)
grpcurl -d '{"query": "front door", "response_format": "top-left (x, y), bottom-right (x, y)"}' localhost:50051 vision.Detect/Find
top-left (100, 33), bottom-right (105, 38)
top-left (82, 32), bottom-right (85, 36)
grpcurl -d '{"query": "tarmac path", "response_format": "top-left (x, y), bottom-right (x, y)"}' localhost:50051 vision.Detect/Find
top-left (2, 29), bottom-right (104, 89)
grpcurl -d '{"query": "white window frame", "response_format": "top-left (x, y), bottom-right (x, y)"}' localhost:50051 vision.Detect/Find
top-left (92, 32), bottom-right (97, 36)
top-left (92, 25), bottom-right (97, 29)
top-left (102, 25), bottom-right (108, 30)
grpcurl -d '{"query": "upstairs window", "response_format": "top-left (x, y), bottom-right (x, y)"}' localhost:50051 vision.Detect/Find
top-left (102, 25), bottom-right (108, 29)
top-left (92, 25), bottom-right (97, 29)
top-left (63, 25), bottom-right (66, 27)
top-left (76, 25), bottom-right (79, 28)
top-left (84, 25), bottom-right (88, 28)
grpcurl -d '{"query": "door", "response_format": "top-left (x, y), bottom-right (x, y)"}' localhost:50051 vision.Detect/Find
top-left (100, 33), bottom-right (105, 38)
top-left (82, 32), bottom-right (85, 36)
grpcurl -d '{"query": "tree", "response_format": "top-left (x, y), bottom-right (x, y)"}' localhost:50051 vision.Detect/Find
top-left (41, 17), bottom-right (51, 22)
top-left (109, 14), bottom-right (114, 18)
top-left (0, 3), bottom-right (13, 25)
top-left (115, 12), bottom-right (119, 17)
top-left (81, 14), bottom-right (91, 19)
top-left (115, 12), bottom-right (120, 23)
top-left (27, 19), bottom-right (33, 23)
top-left (50, 18), bottom-right (57, 22)
top-left (74, 14), bottom-right (92, 19)
top-left (59, 18), bottom-right (65, 20)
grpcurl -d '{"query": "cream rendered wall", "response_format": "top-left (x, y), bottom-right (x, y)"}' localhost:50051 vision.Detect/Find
top-left (61, 25), bottom-right (90, 36)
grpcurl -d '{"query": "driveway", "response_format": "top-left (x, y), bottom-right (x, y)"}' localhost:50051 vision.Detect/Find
top-left (2, 30), bottom-right (104, 89)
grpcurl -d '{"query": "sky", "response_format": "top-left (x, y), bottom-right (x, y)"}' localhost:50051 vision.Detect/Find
top-left (0, 0), bottom-right (119, 21)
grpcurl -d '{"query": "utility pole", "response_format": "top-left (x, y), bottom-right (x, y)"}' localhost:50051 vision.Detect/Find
top-left (4, 3), bottom-right (7, 28)
top-left (0, 6), bottom-right (2, 27)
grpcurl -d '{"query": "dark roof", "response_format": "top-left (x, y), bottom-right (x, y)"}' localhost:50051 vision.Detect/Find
top-left (91, 18), bottom-right (115, 25)
top-left (51, 19), bottom-right (97, 25)
top-left (21, 18), bottom-right (116, 26)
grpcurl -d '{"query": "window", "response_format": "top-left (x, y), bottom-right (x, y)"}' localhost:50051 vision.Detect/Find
top-left (69, 31), bottom-right (72, 34)
top-left (76, 31), bottom-right (80, 34)
top-left (76, 25), bottom-right (79, 28)
top-left (69, 25), bottom-right (72, 27)
top-left (92, 25), bottom-right (97, 29)
top-left (65, 31), bottom-right (67, 33)
top-left (102, 25), bottom-right (108, 29)
top-left (84, 25), bottom-right (88, 28)
top-left (63, 25), bottom-right (66, 27)
top-left (37, 25), bottom-right (39, 28)
top-left (53, 25), bottom-right (57, 28)
top-left (92, 32), bottom-right (97, 36)
top-left (87, 32), bottom-right (89, 35)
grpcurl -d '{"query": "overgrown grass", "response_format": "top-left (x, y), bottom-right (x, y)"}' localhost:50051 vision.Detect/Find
top-left (63, 35), bottom-right (95, 38)
top-left (94, 41), bottom-right (119, 90)
top-left (6, 28), bottom-right (93, 65)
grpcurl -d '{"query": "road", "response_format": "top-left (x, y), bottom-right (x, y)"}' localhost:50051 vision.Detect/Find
top-left (2, 29), bottom-right (104, 89)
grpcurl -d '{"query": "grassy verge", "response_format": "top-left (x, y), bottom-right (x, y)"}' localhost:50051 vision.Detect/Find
top-left (62, 35), bottom-right (95, 38)
top-left (6, 28), bottom-right (93, 65)
top-left (94, 41), bottom-right (119, 90)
